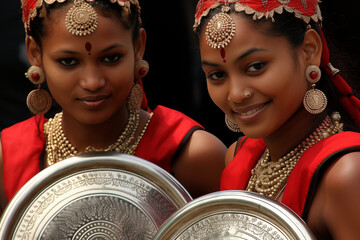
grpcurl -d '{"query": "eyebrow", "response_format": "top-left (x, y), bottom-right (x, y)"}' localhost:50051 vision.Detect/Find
top-left (201, 48), bottom-right (268, 67)
top-left (100, 43), bottom-right (125, 53)
top-left (53, 43), bottom-right (125, 55)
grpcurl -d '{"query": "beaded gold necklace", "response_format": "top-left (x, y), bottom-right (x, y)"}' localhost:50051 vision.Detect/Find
top-left (246, 112), bottom-right (344, 199)
top-left (44, 108), bottom-right (152, 166)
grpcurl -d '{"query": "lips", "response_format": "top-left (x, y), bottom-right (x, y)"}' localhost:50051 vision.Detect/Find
top-left (77, 94), bottom-right (110, 109)
top-left (237, 104), bottom-right (266, 116)
top-left (232, 102), bottom-right (269, 122)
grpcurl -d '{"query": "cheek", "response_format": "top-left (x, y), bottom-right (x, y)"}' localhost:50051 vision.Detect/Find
top-left (272, 74), bottom-right (308, 115)
top-left (207, 82), bottom-right (228, 112)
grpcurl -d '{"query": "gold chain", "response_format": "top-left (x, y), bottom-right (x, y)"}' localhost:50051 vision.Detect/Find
top-left (246, 112), bottom-right (344, 199)
top-left (44, 108), bottom-right (152, 166)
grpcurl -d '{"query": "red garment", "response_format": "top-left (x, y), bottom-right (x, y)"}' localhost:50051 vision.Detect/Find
top-left (1, 105), bottom-right (202, 202)
top-left (221, 132), bottom-right (360, 219)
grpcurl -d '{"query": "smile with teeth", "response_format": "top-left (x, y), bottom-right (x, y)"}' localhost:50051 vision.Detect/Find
top-left (237, 104), bottom-right (265, 116)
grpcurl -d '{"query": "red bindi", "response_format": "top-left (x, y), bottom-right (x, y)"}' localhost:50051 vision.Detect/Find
top-left (85, 42), bottom-right (92, 55)
top-left (220, 47), bottom-right (226, 63)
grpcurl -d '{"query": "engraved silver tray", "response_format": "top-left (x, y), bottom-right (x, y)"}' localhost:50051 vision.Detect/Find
top-left (0, 152), bottom-right (192, 239)
top-left (153, 190), bottom-right (316, 240)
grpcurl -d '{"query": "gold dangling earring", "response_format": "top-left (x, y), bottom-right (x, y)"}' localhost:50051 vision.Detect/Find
top-left (303, 65), bottom-right (327, 114)
top-left (128, 84), bottom-right (143, 111)
top-left (128, 60), bottom-right (148, 110)
top-left (225, 115), bottom-right (241, 133)
top-left (25, 66), bottom-right (52, 115)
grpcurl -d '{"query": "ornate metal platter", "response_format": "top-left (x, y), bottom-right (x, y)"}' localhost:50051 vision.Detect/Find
top-left (154, 190), bottom-right (316, 240)
top-left (0, 152), bottom-right (192, 239)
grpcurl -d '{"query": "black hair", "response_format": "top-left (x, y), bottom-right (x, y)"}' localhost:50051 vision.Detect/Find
top-left (29, 0), bottom-right (141, 47)
top-left (196, 4), bottom-right (360, 132)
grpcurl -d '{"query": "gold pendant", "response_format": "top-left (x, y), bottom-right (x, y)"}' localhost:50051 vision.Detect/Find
top-left (205, 5), bottom-right (236, 49)
top-left (65, 0), bottom-right (98, 36)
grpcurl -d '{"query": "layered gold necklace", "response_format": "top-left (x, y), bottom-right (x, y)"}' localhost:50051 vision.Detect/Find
top-left (246, 112), bottom-right (344, 199)
top-left (44, 108), bottom-right (152, 166)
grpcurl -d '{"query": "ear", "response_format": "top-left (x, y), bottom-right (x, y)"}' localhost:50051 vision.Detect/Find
top-left (26, 36), bottom-right (42, 66)
top-left (134, 28), bottom-right (146, 61)
top-left (300, 29), bottom-right (322, 66)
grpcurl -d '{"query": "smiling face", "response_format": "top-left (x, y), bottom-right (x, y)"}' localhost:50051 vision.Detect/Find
top-left (26, 4), bottom-right (145, 125)
top-left (200, 13), bottom-right (309, 139)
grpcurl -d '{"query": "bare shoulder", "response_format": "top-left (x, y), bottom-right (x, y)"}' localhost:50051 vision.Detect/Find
top-left (184, 129), bottom-right (227, 156)
top-left (171, 129), bottom-right (226, 198)
top-left (225, 141), bottom-right (237, 166)
top-left (176, 129), bottom-right (226, 171)
top-left (325, 151), bottom-right (360, 189)
top-left (315, 151), bottom-right (360, 239)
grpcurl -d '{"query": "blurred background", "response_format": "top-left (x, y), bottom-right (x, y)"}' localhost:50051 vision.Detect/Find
top-left (1, 0), bottom-right (359, 147)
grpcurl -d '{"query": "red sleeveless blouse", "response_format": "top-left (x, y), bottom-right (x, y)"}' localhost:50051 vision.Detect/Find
top-left (1, 105), bottom-right (202, 201)
top-left (221, 132), bottom-right (360, 219)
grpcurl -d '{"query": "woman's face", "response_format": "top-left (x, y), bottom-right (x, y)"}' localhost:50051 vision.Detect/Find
top-left (31, 6), bottom-right (143, 125)
top-left (199, 13), bottom-right (308, 139)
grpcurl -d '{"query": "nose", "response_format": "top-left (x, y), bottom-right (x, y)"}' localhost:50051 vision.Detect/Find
top-left (79, 66), bottom-right (105, 91)
top-left (227, 78), bottom-right (252, 103)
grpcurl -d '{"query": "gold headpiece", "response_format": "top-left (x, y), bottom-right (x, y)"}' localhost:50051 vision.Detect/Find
top-left (21, 0), bottom-right (141, 36)
top-left (194, 0), bottom-right (322, 49)
top-left (65, 0), bottom-right (98, 36)
top-left (205, 4), bottom-right (236, 49)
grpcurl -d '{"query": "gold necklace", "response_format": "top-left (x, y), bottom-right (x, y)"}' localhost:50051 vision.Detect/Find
top-left (44, 108), bottom-right (152, 166)
top-left (246, 112), bottom-right (343, 199)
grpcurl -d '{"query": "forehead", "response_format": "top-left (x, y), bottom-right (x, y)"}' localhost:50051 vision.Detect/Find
top-left (40, 7), bottom-right (133, 50)
top-left (199, 13), bottom-right (293, 65)
top-left (199, 13), bottom-right (291, 61)
top-left (42, 3), bottom-right (127, 36)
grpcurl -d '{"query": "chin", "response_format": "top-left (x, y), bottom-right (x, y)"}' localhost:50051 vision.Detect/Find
top-left (241, 127), bottom-right (269, 140)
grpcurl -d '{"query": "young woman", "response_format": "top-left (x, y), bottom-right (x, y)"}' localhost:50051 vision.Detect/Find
top-left (0, 0), bottom-right (227, 215)
top-left (194, 0), bottom-right (360, 239)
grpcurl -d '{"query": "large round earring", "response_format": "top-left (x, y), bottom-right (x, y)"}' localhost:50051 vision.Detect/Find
top-left (303, 65), bottom-right (327, 114)
top-left (135, 60), bottom-right (149, 80)
top-left (25, 66), bottom-right (52, 115)
top-left (26, 88), bottom-right (52, 115)
top-left (128, 83), bottom-right (143, 110)
top-left (225, 115), bottom-right (241, 133)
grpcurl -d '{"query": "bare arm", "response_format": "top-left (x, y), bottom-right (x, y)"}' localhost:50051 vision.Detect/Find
top-left (308, 151), bottom-right (360, 240)
top-left (171, 130), bottom-right (226, 199)
top-left (225, 142), bottom-right (237, 167)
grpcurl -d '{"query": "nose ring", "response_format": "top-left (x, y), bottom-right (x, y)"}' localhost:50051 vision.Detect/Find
top-left (244, 90), bottom-right (253, 98)
top-left (228, 90), bottom-right (253, 102)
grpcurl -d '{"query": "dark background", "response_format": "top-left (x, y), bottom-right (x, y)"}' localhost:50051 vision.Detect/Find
top-left (1, 0), bottom-right (359, 147)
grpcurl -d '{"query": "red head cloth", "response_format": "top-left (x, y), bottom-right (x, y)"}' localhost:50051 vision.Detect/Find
top-left (194, 0), bottom-right (360, 127)
top-left (21, 0), bottom-right (141, 35)
top-left (194, 0), bottom-right (322, 29)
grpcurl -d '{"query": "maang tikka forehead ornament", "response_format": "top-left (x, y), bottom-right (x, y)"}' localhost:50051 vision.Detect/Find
top-left (21, 0), bottom-right (141, 36)
top-left (194, 0), bottom-right (322, 49)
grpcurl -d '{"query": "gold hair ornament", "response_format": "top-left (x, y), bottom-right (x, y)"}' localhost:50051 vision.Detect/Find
top-left (65, 0), bottom-right (98, 36)
top-left (205, 4), bottom-right (235, 49)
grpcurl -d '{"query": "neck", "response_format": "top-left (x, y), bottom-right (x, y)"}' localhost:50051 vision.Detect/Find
top-left (263, 109), bottom-right (326, 161)
top-left (61, 106), bottom-right (130, 152)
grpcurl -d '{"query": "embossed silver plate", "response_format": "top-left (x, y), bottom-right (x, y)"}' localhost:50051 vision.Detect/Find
top-left (0, 152), bottom-right (192, 239)
top-left (154, 190), bottom-right (316, 240)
